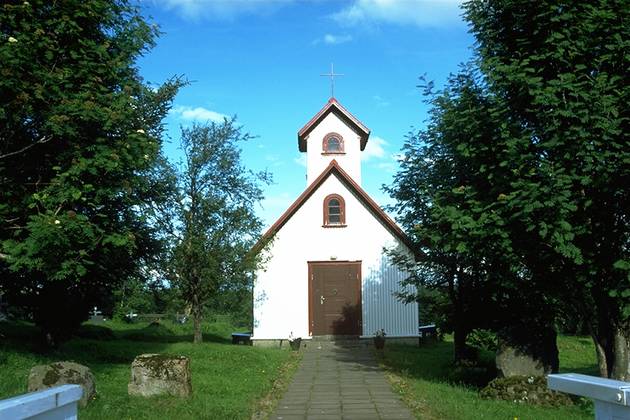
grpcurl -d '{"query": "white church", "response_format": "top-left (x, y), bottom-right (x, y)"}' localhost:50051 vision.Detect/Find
top-left (252, 97), bottom-right (419, 346)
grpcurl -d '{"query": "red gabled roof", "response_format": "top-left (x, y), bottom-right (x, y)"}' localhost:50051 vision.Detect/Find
top-left (298, 98), bottom-right (370, 152)
top-left (256, 160), bottom-right (415, 253)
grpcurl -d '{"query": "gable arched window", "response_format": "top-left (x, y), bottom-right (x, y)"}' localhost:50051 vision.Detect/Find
top-left (322, 133), bottom-right (344, 154)
top-left (323, 194), bottom-right (346, 226)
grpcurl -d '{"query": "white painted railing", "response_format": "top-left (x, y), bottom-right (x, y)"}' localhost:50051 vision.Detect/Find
top-left (548, 373), bottom-right (630, 420)
top-left (0, 385), bottom-right (83, 420)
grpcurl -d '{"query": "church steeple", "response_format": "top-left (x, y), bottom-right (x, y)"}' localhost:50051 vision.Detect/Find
top-left (297, 98), bottom-right (370, 186)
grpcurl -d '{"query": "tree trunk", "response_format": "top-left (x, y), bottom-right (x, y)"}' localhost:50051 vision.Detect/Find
top-left (452, 267), bottom-right (470, 363)
top-left (192, 288), bottom-right (203, 344)
top-left (611, 326), bottom-right (629, 381)
top-left (193, 313), bottom-right (202, 344)
top-left (453, 324), bottom-right (470, 363)
top-left (593, 328), bottom-right (630, 380)
top-left (593, 334), bottom-right (611, 378)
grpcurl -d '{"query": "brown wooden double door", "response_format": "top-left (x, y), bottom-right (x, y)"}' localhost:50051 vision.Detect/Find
top-left (309, 261), bottom-right (362, 336)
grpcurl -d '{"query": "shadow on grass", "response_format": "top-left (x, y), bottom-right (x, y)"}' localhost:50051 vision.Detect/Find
top-left (378, 340), bottom-right (497, 390)
top-left (114, 322), bottom-right (231, 345)
top-left (379, 336), bottom-right (599, 390)
top-left (0, 319), bottom-right (232, 373)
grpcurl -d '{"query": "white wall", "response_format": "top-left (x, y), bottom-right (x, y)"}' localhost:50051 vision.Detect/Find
top-left (253, 174), bottom-right (418, 340)
top-left (305, 113), bottom-right (362, 186)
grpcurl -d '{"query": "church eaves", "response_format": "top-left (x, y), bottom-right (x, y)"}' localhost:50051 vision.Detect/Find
top-left (297, 98), bottom-right (370, 152)
top-left (256, 160), bottom-right (415, 253)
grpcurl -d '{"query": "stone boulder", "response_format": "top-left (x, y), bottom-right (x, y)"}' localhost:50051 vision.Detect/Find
top-left (128, 354), bottom-right (192, 397)
top-left (28, 361), bottom-right (96, 407)
top-left (496, 344), bottom-right (551, 377)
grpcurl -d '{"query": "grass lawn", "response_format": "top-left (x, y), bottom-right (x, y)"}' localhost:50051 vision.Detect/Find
top-left (0, 319), bottom-right (297, 419)
top-left (378, 335), bottom-right (597, 420)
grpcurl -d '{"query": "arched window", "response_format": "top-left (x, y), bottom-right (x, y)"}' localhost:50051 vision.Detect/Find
top-left (323, 194), bottom-right (346, 226)
top-left (322, 133), bottom-right (344, 154)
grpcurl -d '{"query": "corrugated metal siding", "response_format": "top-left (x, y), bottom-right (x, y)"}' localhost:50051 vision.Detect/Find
top-left (362, 254), bottom-right (418, 337)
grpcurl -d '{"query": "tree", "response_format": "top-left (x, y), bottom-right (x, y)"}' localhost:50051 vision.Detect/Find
top-left (0, 0), bottom-right (181, 345)
top-left (386, 71), bottom-right (554, 364)
top-left (170, 120), bottom-right (270, 344)
top-left (390, 0), bottom-right (628, 378)
top-left (463, 0), bottom-right (629, 379)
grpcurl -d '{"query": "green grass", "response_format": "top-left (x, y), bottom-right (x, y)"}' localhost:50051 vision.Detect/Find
top-left (379, 335), bottom-right (597, 420)
top-left (0, 319), bottom-right (293, 419)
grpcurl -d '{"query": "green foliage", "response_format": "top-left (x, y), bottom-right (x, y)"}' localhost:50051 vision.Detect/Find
top-left (389, 0), bottom-right (629, 376)
top-left (169, 120), bottom-right (271, 342)
top-left (111, 278), bottom-right (185, 319)
top-left (467, 329), bottom-right (498, 353)
top-left (0, 0), bottom-right (182, 344)
top-left (416, 286), bottom-right (450, 328)
top-left (462, 0), bottom-right (630, 378)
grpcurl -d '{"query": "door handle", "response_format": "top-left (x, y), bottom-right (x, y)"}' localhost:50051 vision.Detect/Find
top-left (320, 295), bottom-right (326, 305)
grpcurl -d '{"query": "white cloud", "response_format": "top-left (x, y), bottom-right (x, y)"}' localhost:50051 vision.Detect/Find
top-left (158, 0), bottom-right (294, 20)
top-left (332, 0), bottom-right (464, 28)
top-left (172, 105), bottom-right (227, 123)
top-left (362, 135), bottom-right (388, 161)
top-left (324, 34), bottom-right (353, 45)
top-left (265, 154), bottom-right (284, 167)
top-left (294, 154), bottom-right (307, 167)
top-left (376, 161), bottom-right (397, 173)
top-left (312, 34), bottom-right (353, 46)
top-left (373, 95), bottom-right (390, 107)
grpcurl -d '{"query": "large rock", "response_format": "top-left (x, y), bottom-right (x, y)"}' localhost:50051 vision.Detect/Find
top-left (496, 344), bottom-right (551, 377)
top-left (28, 361), bottom-right (96, 407)
top-left (128, 354), bottom-right (192, 397)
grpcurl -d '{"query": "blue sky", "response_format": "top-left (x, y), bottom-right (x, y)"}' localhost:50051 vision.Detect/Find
top-left (137, 0), bottom-right (474, 227)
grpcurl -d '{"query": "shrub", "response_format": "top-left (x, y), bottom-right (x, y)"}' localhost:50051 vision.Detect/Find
top-left (480, 375), bottom-right (573, 407)
top-left (467, 329), bottom-right (498, 352)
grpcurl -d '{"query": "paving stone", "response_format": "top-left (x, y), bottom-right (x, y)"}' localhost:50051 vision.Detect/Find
top-left (276, 409), bottom-right (309, 415)
top-left (307, 407), bottom-right (342, 415)
top-left (340, 398), bottom-right (372, 404)
top-left (282, 395), bottom-right (310, 402)
top-left (342, 415), bottom-right (380, 420)
top-left (270, 343), bottom-right (414, 420)
top-left (308, 405), bottom-right (341, 410)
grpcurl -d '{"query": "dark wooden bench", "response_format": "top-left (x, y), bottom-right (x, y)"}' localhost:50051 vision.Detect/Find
top-left (419, 324), bottom-right (437, 339)
top-left (231, 332), bottom-right (252, 345)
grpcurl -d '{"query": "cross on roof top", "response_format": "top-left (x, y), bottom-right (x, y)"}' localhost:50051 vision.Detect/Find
top-left (320, 63), bottom-right (344, 98)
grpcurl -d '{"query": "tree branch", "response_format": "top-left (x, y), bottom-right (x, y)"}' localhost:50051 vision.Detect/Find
top-left (0, 136), bottom-right (52, 160)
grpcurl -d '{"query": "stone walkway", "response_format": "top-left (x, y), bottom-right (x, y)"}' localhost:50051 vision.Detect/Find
top-left (271, 343), bottom-right (415, 420)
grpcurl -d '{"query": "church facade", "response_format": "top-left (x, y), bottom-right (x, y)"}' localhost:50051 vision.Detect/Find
top-left (252, 98), bottom-right (418, 345)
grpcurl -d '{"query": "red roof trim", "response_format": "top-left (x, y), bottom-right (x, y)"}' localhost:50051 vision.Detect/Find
top-left (297, 98), bottom-right (370, 152)
top-left (255, 160), bottom-right (415, 254)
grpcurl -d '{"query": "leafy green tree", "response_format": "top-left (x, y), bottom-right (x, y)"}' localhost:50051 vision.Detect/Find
top-left (387, 71), bottom-right (557, 364)
top-left (464, 0), bottom-right (629, 379)
top-left (390, 0), bottom-right (628, 378)
top-left (170, 120), bottom-right (270, 343)
top-left (0, 0), bottom-right (181, 345)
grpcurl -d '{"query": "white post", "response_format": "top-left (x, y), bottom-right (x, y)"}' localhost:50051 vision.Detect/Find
top-left (0, 384), bottom-right (83, 420)
top-left (548, 373), bottom-right (630, 420)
